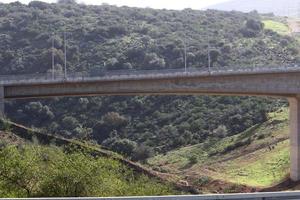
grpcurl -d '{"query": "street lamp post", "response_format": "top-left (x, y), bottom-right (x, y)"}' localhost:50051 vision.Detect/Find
top-left (184, 37), bottom-right (187, 73)
top-left (64, 31), bottom-right (67, 79)
top-left (170, 33), bottom-right (188, 73)
top-left (208, 42), bottom-right (211, 73)
top-left (177, 36), bottom-right (187, 73)
top-left (52, 33), bottom-right (55, 80)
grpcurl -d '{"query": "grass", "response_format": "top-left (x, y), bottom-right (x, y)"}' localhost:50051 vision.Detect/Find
top-left (148, 107), bottom-right (290, 188)
top-left (212, 140), bottom-right (290, 187)
top-left (263, 20), bottom-right (290, 35)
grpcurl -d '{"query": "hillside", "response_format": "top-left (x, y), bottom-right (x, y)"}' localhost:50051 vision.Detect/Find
top-left (0, 120), bottom-right (185, 197)
top-left (1, 1), bottom-right (298, 161)
top-left (148, 108), bottom-right (290, 192)
top-left (208, 0), bottom-right (300, 17)
top-left (0, 1), bottom-right (300, 194)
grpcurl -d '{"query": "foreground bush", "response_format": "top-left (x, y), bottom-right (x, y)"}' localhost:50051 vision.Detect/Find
top-left (0, 144), bottom-right (177, 197)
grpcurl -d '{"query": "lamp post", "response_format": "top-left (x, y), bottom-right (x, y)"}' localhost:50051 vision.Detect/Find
top-left (208, 42), bottom-right (211, 73)
top-left (64, 31), bottom-right (67, 79)
top-left (171, 32), bottom-right (188, 73)
top-left (177, 36), bottom-right (187, 73)
top-left (52, 32), bottom-right (55, 79)
top-left (184, 37), bottom-right (187, 73)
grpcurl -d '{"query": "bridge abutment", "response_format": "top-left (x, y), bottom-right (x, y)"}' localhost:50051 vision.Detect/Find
top-left (0, 86), bottom-right (4, 118)
top-left (289, 96), bottom-right (300, 181)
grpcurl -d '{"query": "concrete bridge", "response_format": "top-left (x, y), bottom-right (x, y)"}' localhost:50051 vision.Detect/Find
top-left (2, 66), bottom-right (300, 181)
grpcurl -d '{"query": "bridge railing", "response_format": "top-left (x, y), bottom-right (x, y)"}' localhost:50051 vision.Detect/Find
top-left (1, 65), bottom-right (300, 84)
top-left (6, 192), bottom-right (300, 200)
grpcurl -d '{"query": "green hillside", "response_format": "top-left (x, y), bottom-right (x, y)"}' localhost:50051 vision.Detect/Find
top-left (0, 144), bottom-right (180, 197)
top-left (0, 1), bottom-right (296, 159)
top-left (148, 108), bottom-right (290, 189)
top-left (0, 122), bottom-right (181, 197)
top-left (263, 20), bottom-right (290, 35)
top-left (0, 1), bottom-right (299, 194)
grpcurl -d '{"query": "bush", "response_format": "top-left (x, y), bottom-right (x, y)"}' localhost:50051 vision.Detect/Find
top-left (102, 138), bottom-right (137, 157)
top-left (246, 19), bottom-right (264, 31)
top-left (197, 176), bottom-right (210, 186)
top-left (223, 138), bottom-right (252, 153)
top-left (213, 125), bottom-right (228, 138)
top-left (188, 155), bottom-right (198, 165)
top-left (132, 145), bottom-right (154, 162)
top-left (0, 144), bottom-right (177, 197)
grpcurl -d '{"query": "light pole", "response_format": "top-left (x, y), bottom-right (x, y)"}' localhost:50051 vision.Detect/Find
top-left (184, 37), bottom-right (187, 73)
top-left (208, 42), bottom-right (211, 73)
top-left (177, 36), bottom-right (187, 73)
top-left (207, 33), bottom-right (211, 74)
top-left (52, 32), bottom-right (55, 79)
top-left (171, 32), bottom-right (188, 73)
top-left (64, 31), bottom-right (67, 79)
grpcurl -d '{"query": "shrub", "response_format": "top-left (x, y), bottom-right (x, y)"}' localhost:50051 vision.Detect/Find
top-left (0, 144), bottom-right (177, 197)
top-left (197, 176), bottom-right (210, 186)
top-left (188, 155), bottom-right (198, 165)
top-left (132, 145), bottom-right (154, 162)
top-left (213, 125), bottom-right (228, 138)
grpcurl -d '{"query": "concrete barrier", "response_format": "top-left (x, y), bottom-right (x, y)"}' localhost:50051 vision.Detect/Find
top-left (4, 192), bottom-right (300, 200)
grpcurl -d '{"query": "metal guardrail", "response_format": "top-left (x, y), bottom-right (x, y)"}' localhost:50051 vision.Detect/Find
top-left (1, 65), bottom-right (300, 85)
top-left (4, 192), bottom-right (300, 200)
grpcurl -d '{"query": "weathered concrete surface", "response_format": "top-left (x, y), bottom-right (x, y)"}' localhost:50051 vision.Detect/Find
top-left (289, 96), bottom-right (300, 181)
top-left (4, 71), bottom-right (300, 99)
top-left (0, 86), bottom-right (4, 118)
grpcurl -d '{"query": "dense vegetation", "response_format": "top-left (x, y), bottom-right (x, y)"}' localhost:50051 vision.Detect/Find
top-left (0, 143), bottom-right (177, 197)
top-left (0, 1), bottom-right (297, 159)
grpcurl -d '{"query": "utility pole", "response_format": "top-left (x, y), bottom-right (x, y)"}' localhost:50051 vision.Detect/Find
top-left (52, 32), bottom-right (55, 79)
top-left (64, 31), bottom-right (67, 79)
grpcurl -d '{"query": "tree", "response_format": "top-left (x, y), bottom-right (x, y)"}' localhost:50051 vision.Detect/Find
top-left (209, 49), bottom-right (220, 67)
top-left (102, 112), bottom-right (127, 129)
top-left (102, 138), bottom-right (137, 157)
top-left (74, 126), bottom-right (93, 141)
top-left (246, 19), bottom-right (263, 31)
top-left (213, 125), bottom-right (228, 138)
top-left (132, 145), bottom-right (154, 162)
top-left (62, 116), bottom-right (79, 131)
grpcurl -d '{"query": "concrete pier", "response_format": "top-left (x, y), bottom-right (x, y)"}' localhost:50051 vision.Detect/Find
top-left (0, 86), bottom-right (4, 118)
top-left (289, 96), bottom-right (300, 181)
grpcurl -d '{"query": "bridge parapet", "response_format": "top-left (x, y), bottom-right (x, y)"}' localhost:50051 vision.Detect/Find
top-left (1, 65), bottom-right (300, 86)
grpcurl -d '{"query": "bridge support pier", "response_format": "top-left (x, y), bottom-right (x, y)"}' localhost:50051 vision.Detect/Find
top-left (289, 96), bottom-right (300, 181)
top-left (0, 86), bottom-right (4, 119)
